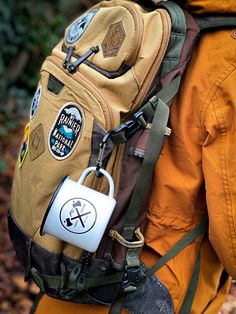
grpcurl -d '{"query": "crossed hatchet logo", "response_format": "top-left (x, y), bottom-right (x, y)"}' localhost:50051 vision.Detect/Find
top-left (64, 200), bottom-right (91, 228)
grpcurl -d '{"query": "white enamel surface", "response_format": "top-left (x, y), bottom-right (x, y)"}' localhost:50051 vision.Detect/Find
top-left (42, 168), bottom-right (116, 252)
top-left (77, 166), bottom-right (114, 197)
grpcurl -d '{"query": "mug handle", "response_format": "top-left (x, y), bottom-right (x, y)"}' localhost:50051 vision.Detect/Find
top-left (77, 167), bottom-right (115, 198)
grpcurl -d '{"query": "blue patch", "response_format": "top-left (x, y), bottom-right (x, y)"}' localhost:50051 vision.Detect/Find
top-left (66, 9), bottom-right (99, 44)
top-left (59, 125), bottom-right (74, 140)
top-left (30, 86), bottom-right (42, 119)
top-left (48, 103), bottom-right (84, 160)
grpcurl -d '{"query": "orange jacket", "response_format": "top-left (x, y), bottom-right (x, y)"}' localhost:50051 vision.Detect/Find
top-left (36, 1), bottom-right (236, 313)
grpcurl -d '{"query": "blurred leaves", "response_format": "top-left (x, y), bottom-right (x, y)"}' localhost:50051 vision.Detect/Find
top-left (0, 0), bottom-right (68, 134)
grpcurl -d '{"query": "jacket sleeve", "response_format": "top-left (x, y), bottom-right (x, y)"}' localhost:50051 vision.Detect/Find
top-left (202, 60), bottom-right (236, 278)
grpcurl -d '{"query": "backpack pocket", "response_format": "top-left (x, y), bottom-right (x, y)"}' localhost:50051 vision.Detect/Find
top-left (58, 0), bottom-right (143, 76)
top-left (11, 57), bottom-right (114, 253)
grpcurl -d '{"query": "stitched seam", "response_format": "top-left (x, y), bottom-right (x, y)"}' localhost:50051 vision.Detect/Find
top-left (200, 61), bottom-right (236, 136)
top-left (201, 63), bottom-right (236, 269)
top-left (213, 93), bottom-right (236, 265)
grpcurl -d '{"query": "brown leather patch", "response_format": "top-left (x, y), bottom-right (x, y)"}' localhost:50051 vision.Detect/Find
top-left (102, 22), bottom-right (126, 58)
top-left (30, 124), bottom-right (45, 161)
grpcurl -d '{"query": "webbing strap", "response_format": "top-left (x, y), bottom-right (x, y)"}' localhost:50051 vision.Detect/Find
top-left (109, 294), bottom-right (125, 314)
top-left (179, 231), bottom-right (206, 314)
top-left (30, 269), bottom-right (123, 291)
top-left (195, 16), bottom-right (236, 32)
top-left (122, 76), bottom-right (181, 241)
top-left (145, 218), bottom-right (208, 277)
top-left (141, 74), bottom-right (182, 121)
top-left (30, 290), bottom-right (44, 314)
top-left (108, 75), bottom-right (182, 147)
top-left (144, 218), bottom-right (208, 314)
top-left (157, 1), bottom-right (187, 78)
top-left (108, 219), bottom-right (207, 314)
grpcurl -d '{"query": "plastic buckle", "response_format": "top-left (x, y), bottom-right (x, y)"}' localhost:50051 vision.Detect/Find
top-left (122, 266), bottom-right (146, 291)
top-left (30, 267), bottom-right (45, 292)
top-left (76, 273), bottom-right (86, 292)
top-left (111, 112), bottom-right (147, 144)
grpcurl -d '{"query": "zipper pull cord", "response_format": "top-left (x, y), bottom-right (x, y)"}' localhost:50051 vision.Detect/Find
top-left (63, 45), bottom-right (75, 69)
top-left (67, 45), bottom-right (99, 74)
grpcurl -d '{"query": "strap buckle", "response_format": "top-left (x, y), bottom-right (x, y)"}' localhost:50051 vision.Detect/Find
top-left (111, 112), bottom-right (148, 144)
top-left (122, 265), bottom-right (146, 292)
top-left (109, 228), bottom-right (145, 248)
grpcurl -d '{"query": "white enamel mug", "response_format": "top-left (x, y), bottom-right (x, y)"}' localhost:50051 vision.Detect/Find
top-left (40, 167), bottom-right (116, 252)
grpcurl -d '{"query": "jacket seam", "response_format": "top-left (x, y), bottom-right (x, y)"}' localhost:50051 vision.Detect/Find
top-left (214, 93), bottom-right (236, 264)
top-left (200, 60), bottom-right (236, 135)
top-left (200, 63), bottom-right (236, 268)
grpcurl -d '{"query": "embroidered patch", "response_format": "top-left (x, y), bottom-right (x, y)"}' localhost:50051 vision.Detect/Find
top-left (102, 22), bottom-right (126, 58)
top-left (30, 124), bottom-right (45, 161)
top-left (30, 85), bottom-right (42, 119)
top-left (48, 103), bottom-right (84, 160)
top-left (66, 9), bottom-right (99, 44)
top-left (19, 123), bottom-right (30, 168)
top-left (60, 198), bottom-right (97, 234)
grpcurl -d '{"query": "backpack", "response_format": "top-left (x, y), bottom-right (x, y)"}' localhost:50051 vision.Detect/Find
top-left (9, 1), bottom-right (236, 313)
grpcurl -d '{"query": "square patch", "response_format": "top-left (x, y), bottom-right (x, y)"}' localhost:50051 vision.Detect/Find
top-left (30, 124), bottom-right (45, 161)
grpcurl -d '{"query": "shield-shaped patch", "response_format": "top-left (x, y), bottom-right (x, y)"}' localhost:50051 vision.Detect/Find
top-left (48, 103), bottom-right (84, 160)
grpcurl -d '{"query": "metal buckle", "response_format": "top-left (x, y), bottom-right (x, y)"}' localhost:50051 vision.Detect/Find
top-left (111, 112), bottom-right (148, 144)
top-left (109, 228), bottom-right (145, 248)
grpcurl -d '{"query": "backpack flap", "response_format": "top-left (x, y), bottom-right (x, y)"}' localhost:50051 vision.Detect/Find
top-left (62, 4), bottom-right (141, 72)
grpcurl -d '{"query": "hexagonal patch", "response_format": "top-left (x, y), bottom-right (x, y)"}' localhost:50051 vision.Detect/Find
top-left (102, 22), bottom-right (126, 58)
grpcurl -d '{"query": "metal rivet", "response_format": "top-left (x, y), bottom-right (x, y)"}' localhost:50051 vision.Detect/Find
top-left (231, 29), bottom-right (236, 39)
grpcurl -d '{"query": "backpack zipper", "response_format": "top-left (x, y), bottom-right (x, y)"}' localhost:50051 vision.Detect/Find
top-left (61, 44), bottom-right (131, 79)
top-left (64, 45), bottom-right (99, 74)
top-left (46, 55), bottom-right (114, 131)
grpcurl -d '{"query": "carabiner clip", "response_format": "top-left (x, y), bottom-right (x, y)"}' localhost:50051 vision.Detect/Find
top-left (95, 133), bottom-right (111, 177)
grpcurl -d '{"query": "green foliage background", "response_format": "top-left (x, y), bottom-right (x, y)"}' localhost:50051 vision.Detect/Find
top-left (0, 0), bottom-right (98, 136)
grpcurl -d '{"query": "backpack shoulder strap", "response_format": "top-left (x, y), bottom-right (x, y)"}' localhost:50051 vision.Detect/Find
top-left (195, 16), bottom-right (236, 32)
top-left (157, 1), bottom-right (187, 78)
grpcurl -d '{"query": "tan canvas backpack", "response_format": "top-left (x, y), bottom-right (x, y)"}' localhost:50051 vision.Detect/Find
top-left (9, 1), bottom-right (236, 313)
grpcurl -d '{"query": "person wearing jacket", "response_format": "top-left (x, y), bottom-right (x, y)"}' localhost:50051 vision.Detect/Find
top-left (35, 0), bottom-right (236, 313)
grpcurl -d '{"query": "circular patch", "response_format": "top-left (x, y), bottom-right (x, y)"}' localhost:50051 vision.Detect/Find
top-left (48, 103), bottom-right (84, 160)
top-left (30, 86), bottom-right (42, 119)
top-left (60, 198), bottom-right (97, 234)
top-left (66, 9), bottom-right (99, 44)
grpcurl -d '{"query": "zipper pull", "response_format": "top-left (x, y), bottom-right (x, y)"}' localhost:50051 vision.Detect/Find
top-left (67, 45), bottom-right (99, 74)
top-left (63, 45), bottom-right (75, 69)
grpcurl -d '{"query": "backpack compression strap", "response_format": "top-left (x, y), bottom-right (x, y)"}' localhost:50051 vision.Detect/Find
top-left (109, 218), bottom-right (208, 314)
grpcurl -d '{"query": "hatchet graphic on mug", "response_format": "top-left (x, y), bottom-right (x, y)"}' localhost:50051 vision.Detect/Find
top-left (65, 200), bottom-right (91, 228)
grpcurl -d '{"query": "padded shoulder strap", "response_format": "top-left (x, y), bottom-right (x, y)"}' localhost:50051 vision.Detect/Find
top-left (195, 16), bottom-right (236, 32)
top-left (158, 1), bottom-right (187, 77)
